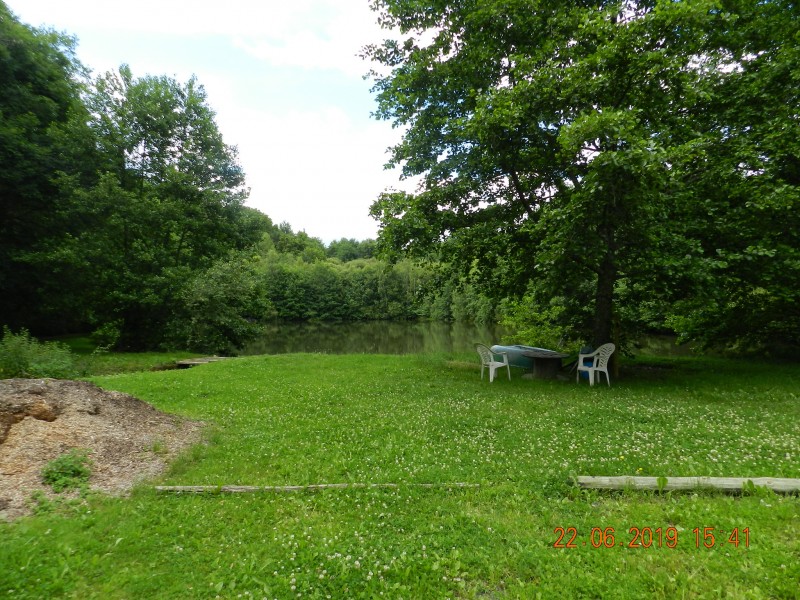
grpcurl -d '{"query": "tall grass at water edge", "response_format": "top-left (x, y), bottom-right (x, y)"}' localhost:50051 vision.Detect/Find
top-left (1, 353), bottom-right (798, 598)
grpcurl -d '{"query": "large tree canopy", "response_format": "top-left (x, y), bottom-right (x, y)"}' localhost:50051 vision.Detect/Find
top-left (54, 66), bottom-right (258, 348)
top-left (0, 2), bottom-right (92, 331)
top-left (366, 0), bottom-right (799, 353)
top-left (665, 0), bottom-right (800, 352)
top-left (0, 1), bottom-right (268, 348)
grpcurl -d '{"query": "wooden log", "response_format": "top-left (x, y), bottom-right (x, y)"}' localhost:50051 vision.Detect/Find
top-left (175, 356), bottom-right (231, 368)
top-left (575, 476), bottom-right (800, 494)
top-left (155, 482), bottom-right (479, 494)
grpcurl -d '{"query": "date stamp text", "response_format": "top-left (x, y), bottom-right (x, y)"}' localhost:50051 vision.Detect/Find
top-left (553, 526), bottom-right (750, 549)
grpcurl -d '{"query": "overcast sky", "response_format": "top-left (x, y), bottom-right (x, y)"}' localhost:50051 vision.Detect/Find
top-left (9, 0), bottom-right (411, 243)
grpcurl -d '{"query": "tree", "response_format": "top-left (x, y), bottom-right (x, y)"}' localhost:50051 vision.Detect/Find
top-left (365, 0), bottom-right (797, 352)
top-left (166, 252), bottom-right (274, 355)
top-left (86, 65), bottom-right (251, 259)
top-left (327, 238), bottom-right (376, 262)
top-left (663, 0), bottom-right (800, 354)
top-left (0, 2), bottom-right (95, 331)
top-left (57, 66), bottom-right (261, 348)
top-left (269, 222), bottom-right (327, 262)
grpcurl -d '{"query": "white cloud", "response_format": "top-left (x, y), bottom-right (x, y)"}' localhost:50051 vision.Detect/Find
top-left (219, 103), bottom-right (407, 242)
top-left (231, 2), bottom-right (381, 76)
top-left (15, 0), bottom-right (384, 77)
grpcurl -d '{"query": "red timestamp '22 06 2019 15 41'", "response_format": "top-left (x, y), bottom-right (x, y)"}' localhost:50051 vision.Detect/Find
top-left (553, 526), bottom-right (750, 549)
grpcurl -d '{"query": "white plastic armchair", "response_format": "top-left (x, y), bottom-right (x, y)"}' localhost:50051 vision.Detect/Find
top-left (475, 344), bottom-right (511, 382)
top-left (576, 343), bottom-right (615, 386)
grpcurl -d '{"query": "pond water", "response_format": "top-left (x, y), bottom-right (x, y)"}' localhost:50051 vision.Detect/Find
top-left (240, 321), bottom-right (511, 356)
top-left (239, 321), bottom-right (694, 357)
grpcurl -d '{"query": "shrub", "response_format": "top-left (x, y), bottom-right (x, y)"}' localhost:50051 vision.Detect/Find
top-left (90, 320), bottom-right (122, 350)
top-left (165, 254), bottom-right (274, 355)
top-left (41, 449), bottom-right (92, 492)
top-left (0, 327), bottom-right (77, 379)
top-left (501, 298), bottom-right (580, 353)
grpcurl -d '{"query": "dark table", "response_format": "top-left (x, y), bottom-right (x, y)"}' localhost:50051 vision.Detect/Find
top-left (521, 349), bottom-right (570, 379)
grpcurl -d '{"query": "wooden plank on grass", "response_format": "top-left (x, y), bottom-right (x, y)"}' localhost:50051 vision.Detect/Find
top-left (575, 476), bottom-right (800, 494)
top-left (175, 356), bottom-right (231, 368)
top-left (155, 483), bottom-right (479, 494)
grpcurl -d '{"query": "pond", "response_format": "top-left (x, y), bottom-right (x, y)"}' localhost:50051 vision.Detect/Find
top-left (239, 321), bottom-right (694, 357)
top-left (240, 321), bottom-right (511, 356)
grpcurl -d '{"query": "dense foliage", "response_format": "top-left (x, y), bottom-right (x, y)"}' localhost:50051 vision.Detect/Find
top-left (0, 3), bottom-right (91, 334)
top-left (663, 0), bottom-right (800, 354)
top-left (365, 0), bottom-right (799, 354)
top-left (0, 327), bottom-right (77, 379)
top-left (0, 3), bottom-right (262, 347)
top-left (0, 3), bottom-right (499, 354)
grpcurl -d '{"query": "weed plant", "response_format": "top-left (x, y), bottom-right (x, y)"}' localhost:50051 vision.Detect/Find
top-left (1, 353), bottom-right (798, 598)
top-left (41, 449), bottom-right (92, 493)
top-left (0, 331), bottom-right (196, 378)
top-left (0, 327), bottom-right (77, 379)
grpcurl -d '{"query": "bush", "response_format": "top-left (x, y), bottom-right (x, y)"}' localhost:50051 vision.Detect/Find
top-left (166, 254), bottom-right (274, 355)
top-left (0, 327), bottom-right (77, 379)
top-left (90, 320), bottom-right (122, 350)
top-left (501, 298), bottom-right (580, 353)
top-left (41, 449), bottom-right (92, 492)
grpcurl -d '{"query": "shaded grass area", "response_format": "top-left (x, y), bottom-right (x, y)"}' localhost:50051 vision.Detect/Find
top-left (1, 353), bottom-right (798, 598)
top-left (50, 334), bottom-right (201, 375)
top-left (74, 350), bottom-right (199, 376)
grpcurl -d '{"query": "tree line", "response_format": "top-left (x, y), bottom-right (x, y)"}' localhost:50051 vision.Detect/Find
top-left (5, 1), bottom-right (797, 357)
top-left (169, 249), bottom-right (497, 354)
top-left (1, 1), bottom-right (498, 353)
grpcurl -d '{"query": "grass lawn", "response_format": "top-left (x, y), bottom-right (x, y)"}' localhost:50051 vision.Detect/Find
top-left (1, 353), bottom-right (798, 598)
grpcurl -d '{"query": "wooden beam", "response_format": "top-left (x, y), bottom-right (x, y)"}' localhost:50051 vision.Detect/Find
top-left (575, 476), bottom-right (800, 494)
top-left (175, 356), bottom-right (231, 368)
top-left (155, 482), bottom-right (480, 494)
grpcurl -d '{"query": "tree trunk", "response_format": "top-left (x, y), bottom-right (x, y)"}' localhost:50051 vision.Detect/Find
top-left (593, 244), bottom-right (619, 379)
top-left (592, 180), bottom-right (622, 378)
top-left (593, 249), bottom-right (616, 348)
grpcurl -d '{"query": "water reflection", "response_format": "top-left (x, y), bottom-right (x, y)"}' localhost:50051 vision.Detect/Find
top-left (240, 321), bottom-right (511, 356)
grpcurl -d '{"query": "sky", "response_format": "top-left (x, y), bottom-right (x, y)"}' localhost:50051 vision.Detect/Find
top-left (9, 0), bottom-right (412, 243)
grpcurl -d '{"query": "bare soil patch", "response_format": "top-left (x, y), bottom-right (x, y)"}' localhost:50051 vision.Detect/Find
top-left (0, 378), bottom-right (205, 521)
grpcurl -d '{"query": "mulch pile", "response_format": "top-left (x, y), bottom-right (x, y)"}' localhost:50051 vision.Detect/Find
top-left (0, 378), bottom-right (204, 521)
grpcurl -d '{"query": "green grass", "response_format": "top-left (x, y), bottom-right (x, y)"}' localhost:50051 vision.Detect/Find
top-left (1, 353), bottom-right (798, 598)
top-left (46, 334), bottom-right (200, 376)
top-left (73, 350), bottom-right (200, 376)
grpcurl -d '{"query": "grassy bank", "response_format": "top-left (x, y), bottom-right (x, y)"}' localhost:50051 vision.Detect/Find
top-left (51, 335), bottom-right (200, 376)
top-left (1, 353), bottom-right (798, 598)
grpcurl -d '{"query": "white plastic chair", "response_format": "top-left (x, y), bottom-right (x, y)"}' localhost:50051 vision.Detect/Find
top-left (576, 343), bottom-right (615, 386)
top-left (475, 344), bottom-right (511, 382)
